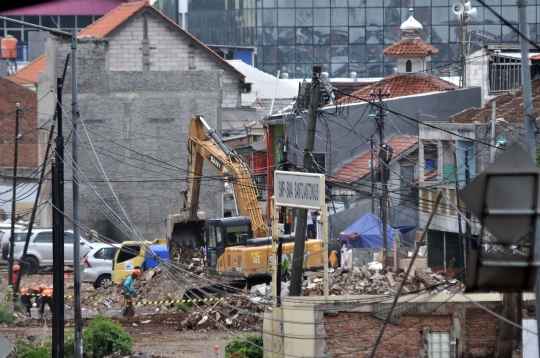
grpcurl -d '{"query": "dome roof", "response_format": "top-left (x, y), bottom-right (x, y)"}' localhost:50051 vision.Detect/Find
top-left (400, 10), bottom-right (423, 33)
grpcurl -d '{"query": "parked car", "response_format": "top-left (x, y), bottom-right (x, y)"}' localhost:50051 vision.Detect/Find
top-left (1, 228), bottom-right (93, 274)
top-left (0, 224), bottom-right (26, 262)
top-left (82, 243), bottom-right (120, 289)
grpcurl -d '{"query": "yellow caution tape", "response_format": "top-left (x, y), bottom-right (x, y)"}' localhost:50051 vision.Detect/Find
top-left (14, 293), bottom-right (232, 306)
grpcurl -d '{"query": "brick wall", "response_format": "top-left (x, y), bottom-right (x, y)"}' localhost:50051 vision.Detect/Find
top-left (466, 307), bottom-right (501, 357)
top-left (107, 13), bottom-right (241, 108)
top-left (324, 312), bottom-right (453, 358)
top-left (0, 78), bottom-right (38, 168)
top-left (322, 303), bottom-right (505, 358)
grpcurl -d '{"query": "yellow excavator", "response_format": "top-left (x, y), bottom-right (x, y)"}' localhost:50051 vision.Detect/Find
top-left (165, 115), bottom-right (324, 278)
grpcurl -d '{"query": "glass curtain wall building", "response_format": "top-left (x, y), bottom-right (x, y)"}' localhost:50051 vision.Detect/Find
top-left (187, 0), bottom-right (537, 78)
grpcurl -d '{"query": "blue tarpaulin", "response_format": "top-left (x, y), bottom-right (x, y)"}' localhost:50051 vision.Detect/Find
top-left (339, 212), bottom-right (404, 248)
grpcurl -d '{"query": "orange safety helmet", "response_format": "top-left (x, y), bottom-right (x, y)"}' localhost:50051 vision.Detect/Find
top-left (40, 284), bottom-right (47, 291)
top-left (133, 269), bottom-right (141, 277)
top-left (21, 288), bottom-right (29, 295)
top-left (13, 265), bottom-right (20, 271)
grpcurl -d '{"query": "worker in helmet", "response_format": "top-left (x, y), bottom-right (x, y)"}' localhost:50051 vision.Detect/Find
top-left (11, 264), bottom-right (20, 292)
top-left (40, 285), bottom-right (53, 319)
top-left (122, 269), bottom-right (141, 317)
top-left (20, 288), bottom-right (31, 315)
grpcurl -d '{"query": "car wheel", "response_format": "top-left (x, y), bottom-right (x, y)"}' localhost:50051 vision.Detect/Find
top-left (23, 256), bottom-right (39, 275)
top-left (96, 274), bottom-right (112, 289)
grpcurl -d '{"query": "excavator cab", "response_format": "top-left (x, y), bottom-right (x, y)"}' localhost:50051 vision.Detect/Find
top-left (205, 216), bottom-right (252, 270)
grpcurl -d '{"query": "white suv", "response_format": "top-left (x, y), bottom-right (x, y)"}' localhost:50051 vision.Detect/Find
top-left (82, 243), bottom-right (120, 289)
top-left (1, 228), bottom-right (93, 274)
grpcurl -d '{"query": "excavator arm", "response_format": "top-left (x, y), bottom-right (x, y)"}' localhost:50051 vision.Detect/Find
top-left (166, 115), bottom-right (268, 247)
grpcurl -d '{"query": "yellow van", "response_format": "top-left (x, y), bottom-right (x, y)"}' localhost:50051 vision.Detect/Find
top-left (111, 238), bottom-right (167, 284)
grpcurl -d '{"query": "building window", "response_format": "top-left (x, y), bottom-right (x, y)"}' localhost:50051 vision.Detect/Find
top-left (428, 332), bottom-right (451, 358)
top-left (489, 53), bottom-right (522, 94)
top-left (406, 59), bottom-right (412, 72)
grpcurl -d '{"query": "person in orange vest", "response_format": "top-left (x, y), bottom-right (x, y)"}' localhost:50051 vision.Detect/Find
top-left (40, 286), bottom-right (53, 319)
top-left (11, 264), bottom-right (20, 293)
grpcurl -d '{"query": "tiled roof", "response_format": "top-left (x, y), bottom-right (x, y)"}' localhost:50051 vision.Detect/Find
top-left (339, 73), bottom-right (458, 105)
top-left (383, 39), bottom-right (439, 57)
top-left (0, 77), bottom-right (38, 167)
top-left (77, 0), bottom-right (146, 37)
top-left (8, 1), bottom-right (245, 86)
top-left (450, 78), bottom-right (540, 124)
top-left (328, 135), bottom-right (418, 184)
top-left (7, 54), bottom-right (45, 86)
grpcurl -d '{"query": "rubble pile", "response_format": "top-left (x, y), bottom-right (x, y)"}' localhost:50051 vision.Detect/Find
top-left (137, 267), bottom-right (187, 302)
top-left (177, 297), bottom-right (263, 331)
top-left (168, 242), bottom-right (205, 273)
top-left (302, 266), bottom-right (465, 296)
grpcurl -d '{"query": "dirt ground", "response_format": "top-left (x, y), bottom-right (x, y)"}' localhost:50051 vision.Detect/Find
top-left (0, 268), bottom-right (241, 357)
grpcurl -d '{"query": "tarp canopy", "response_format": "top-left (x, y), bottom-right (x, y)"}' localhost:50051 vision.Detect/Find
top-left (339, 212), bottom-right (404, 248)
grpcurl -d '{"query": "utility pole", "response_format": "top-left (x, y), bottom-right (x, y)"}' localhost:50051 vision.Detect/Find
top-left (517, 0), bottom-right (540, 353)
top-left (460, 9), bottom-right (467, 88)
top-left (372, 88), bottom-right (390, 268)
top-left (15, 123), bottom-right (55, 294)
top-left (8, 104), bottom-right (20, 298)
top-left (452, 150), bottom-right (465, 275)
top-left (490, 101), bottom-right (496, 162)
top-left (370, 135), bottom-right (375, 213)
top-left (464, 149), bottom-right (472, 247)
top-left (290, 65), bottom-right (321, 296)
top-left (71, 29), bottom-right (83, 358)
top-left (52, 77), bottom-right (65, 358)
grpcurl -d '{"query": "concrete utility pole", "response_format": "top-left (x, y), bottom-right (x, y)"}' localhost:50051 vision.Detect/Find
top-left (370, 135), bottom-right (375, 213)
top-left (70, 29), bottom-right (83, 358)
top-left (290, 65), bottom-right (321, 296)
top-left (8, 104), bottom-right (20, 296)
top-left (517, 0), bottom-right (540, 353)
top-left (460, 11), bottom-right (467, 88)
top-left (372, 88), bottom-right (390, 268)
top-left (52, 77), bottom-right (65, 358)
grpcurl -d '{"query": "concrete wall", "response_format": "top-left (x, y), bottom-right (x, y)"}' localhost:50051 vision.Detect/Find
top-left (106, 10), bottom-right (241, 109)
top-left (40, 37), bottom-right (224, 240)
top-left (263, 294), bottom-right (527, 358)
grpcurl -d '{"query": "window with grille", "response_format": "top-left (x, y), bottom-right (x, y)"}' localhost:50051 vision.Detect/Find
top-left (428, 332), bottom-right (451, 358)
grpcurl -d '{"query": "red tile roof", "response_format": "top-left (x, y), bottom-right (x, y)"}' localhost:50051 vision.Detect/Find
top-left (0, 77), bottom-right (38, 167)
top-left (328, 135), bottom-right (418, 184)
top-left (383, 39), bottom-right (439, 58)
top-left (7, 54), bottom-right (45, 86)
top-left (450, 78), bottom-right (540, 124)
top-left (8, 0), bottom-right (245, 86)
top-left (78, 0), bottom-right (146, 38)
top-left (338, 73), bottom-right (458, 105)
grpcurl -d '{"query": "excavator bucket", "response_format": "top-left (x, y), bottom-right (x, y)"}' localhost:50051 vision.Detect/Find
top-left (165, 212), bottom-right (206, 248)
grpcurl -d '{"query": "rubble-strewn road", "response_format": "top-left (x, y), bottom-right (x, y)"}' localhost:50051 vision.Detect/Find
top-left (0, 269), bottom-right (238, 357)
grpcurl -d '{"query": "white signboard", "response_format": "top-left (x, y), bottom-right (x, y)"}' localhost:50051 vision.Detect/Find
top-left (125, 260), bottom-right (134, 270)
top-left (274, 171), bottom-right (325, 209)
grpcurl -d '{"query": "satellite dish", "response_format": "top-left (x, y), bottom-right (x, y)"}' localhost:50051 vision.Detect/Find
top-left (466, 8), bottom-right (478, 20)
top-left (453, 2), bottom-right (464, 15)
top-left (464, 1), bottom-right (472, 11)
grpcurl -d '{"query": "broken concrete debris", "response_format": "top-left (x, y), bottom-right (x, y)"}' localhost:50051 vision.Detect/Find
top-left (302, 265), bottom-right (464, 296)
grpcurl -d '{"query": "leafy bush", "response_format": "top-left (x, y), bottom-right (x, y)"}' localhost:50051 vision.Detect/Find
top-left (0, 306), bottom-right (15, 324)
top-left (225, 334), bottom-right (263, 358)
top-left (173, 302), bottom-right (191, 313)
top-left (82, 312), bottom-right (133, 357)
top-left (11, 338), bottom-right (51, 358)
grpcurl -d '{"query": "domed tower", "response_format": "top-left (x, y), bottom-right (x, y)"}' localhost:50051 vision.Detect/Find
top-left (383, 8), bottom-right (439, 74)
